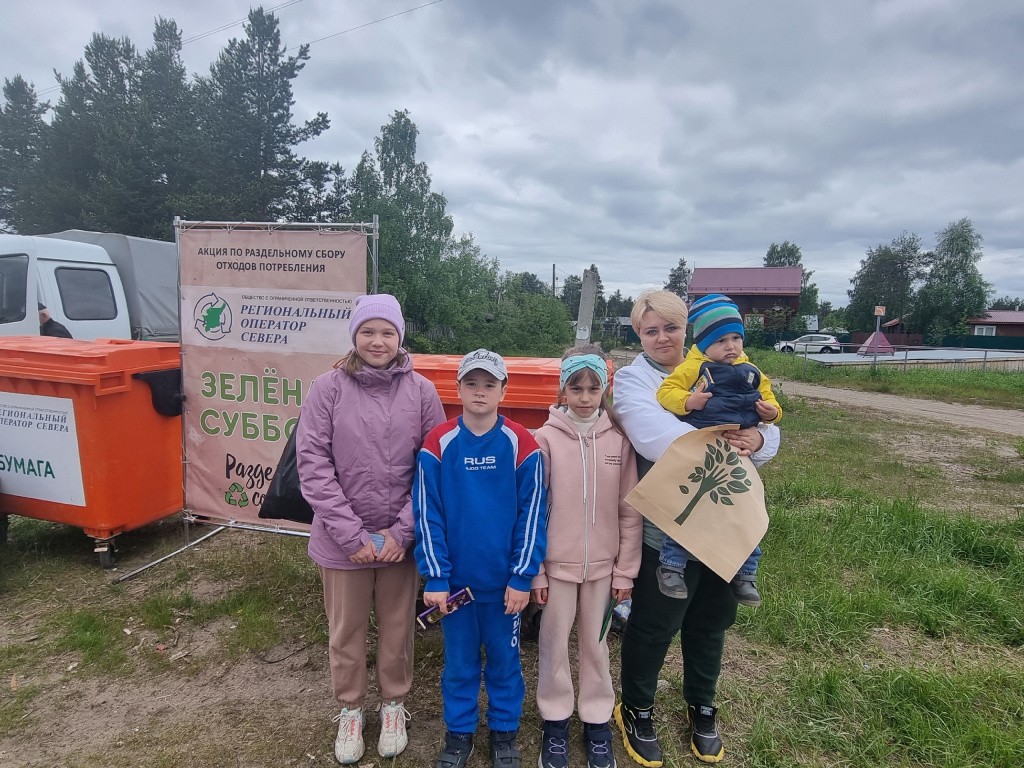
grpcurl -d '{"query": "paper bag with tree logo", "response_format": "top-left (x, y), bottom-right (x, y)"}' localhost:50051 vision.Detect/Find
top-left (624, 425), bottom-right (767, 582)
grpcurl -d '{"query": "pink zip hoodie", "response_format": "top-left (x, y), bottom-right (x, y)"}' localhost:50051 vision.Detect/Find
top-left (532, 405), bottom-right (642, 590)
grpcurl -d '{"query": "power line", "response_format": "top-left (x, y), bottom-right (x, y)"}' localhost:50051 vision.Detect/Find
top-left (183, 0), bottom-right (309, 44)
top-left (31, 0), bottom-right (446, 99)
top-left (288, 0), bottom-right (447, 51)
top-left (33, 0), bottom-right (309, 98)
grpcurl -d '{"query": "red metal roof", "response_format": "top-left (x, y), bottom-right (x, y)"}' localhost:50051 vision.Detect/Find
top-left (689, 267), bottom-right (802, 295)
top-left (968, 310), bottom-right (1024, 325)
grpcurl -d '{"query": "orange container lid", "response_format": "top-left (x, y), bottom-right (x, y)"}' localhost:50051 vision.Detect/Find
top-left (0, 337), bottom-right (180, 395)
top-left (412, 354), bottom-right (562, 409)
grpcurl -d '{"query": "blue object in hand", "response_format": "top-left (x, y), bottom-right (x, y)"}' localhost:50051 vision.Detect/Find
top-left (369, 533), bottom-right (385, 553)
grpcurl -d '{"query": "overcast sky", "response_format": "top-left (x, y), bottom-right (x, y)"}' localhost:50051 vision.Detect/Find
top-left (3, 0), bottom-right (1022, 306)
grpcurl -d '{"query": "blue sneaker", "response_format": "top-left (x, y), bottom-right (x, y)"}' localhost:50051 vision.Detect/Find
top-left (540, 719), bottom-right (570, 768)
top-left (583, 721), bottom-right (616, 768)
top-left (436, 731), bottom-right (473, 768)
top-left (490, 729), bottom-right (521, 768)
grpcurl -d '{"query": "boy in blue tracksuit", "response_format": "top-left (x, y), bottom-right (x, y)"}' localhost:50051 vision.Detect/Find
top-left (414, 348), bottom-right (547, 768)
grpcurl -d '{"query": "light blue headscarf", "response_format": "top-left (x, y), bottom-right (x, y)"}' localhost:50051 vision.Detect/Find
top-left (560, 354), bottom-right (608, 389)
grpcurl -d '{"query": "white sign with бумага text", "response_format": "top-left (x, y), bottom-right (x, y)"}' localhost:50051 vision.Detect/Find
top-left (0, 391), bottom-right (85, 505)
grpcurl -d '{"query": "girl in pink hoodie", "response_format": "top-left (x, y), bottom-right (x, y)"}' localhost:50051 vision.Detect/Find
top-left (531, 344), bottom-right (643, 768)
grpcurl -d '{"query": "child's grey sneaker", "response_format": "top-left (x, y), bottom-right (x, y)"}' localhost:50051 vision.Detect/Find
top-left (656, 565), bottom-right (688, 599)
top-left (539, 718), bottom-right (570, 768)
top-left (436, 732), bottom-right (474, 768)
top-left (490, 729), bottom-right (521, 768)
top-left (583, 721), bottom-right (616, 768)
top-left (730, 575), bottom-right (762, 607)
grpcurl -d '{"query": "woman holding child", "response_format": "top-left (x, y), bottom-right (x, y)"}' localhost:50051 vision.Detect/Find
top-left (612, 290), bottom-right (781, 766)
top-left (297, 294), bottom-right (445, 765)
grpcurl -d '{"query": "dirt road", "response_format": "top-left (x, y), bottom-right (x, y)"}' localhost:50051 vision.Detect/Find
top-left (775, 380), bottom-right (1024, 437)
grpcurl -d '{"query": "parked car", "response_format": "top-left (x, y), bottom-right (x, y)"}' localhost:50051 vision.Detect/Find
top-left (774, 334), bottom-right (842, 354)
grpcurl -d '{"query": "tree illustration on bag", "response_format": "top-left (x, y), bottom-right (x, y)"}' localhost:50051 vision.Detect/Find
top-left (674, 438), bottom-right (752, 525)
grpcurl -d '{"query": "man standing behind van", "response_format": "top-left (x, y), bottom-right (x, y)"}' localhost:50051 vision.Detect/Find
top-left (39, 303), bottom-right (72, 338)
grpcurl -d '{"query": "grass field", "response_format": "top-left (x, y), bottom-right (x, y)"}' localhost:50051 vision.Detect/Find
top-left (1, 384), bottom-right (1023, 766)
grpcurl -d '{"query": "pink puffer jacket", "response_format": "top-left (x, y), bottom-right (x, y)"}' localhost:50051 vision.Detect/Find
top-left (297, 355), bottom-right (445, 570)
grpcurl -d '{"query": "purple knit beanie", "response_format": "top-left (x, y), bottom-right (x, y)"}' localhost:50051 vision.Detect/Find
top-left (349, 294), bottom-right (405, 345)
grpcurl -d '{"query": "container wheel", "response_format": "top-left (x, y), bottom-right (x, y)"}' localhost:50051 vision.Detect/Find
top-left (95, 541), bottom-right (116, 569)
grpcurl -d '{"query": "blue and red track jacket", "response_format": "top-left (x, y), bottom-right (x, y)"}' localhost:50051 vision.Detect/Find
top-left (414, 415), bottom-right (547, 602)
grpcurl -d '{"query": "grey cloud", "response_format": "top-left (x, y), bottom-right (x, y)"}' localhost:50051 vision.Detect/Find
top-left (2, 0), bottom-right (1022, 306)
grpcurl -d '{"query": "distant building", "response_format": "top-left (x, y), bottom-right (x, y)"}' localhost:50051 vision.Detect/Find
top-left (966, 310), bottom-right (1024, 338)
top-left (602, 316), bottom-right (638, 344)
top-left (881, 316), bottom-right (910, 334)
top-left (688, 266), bottom-right (802, 325)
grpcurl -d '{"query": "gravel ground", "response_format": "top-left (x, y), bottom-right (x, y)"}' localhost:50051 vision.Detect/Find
top-left (775, 379), bottom-right (1024, 437)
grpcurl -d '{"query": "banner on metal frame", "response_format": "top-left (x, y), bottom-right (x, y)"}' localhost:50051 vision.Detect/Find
top-left (177, 223), bottom-right (368, 529)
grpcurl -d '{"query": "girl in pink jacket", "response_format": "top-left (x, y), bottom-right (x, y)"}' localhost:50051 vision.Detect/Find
top-left (531, 344), bottom-right (643, 768)
top-left (297, 294), bottom-right (445, 765)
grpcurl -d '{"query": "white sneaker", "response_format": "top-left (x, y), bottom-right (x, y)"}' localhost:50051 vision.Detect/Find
top-left (377, 700), bottom-right (410, 758)
top-left (332, 707), bottom-right (364, 764)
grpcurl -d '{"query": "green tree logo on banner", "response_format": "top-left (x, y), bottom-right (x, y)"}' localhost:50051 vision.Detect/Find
top-left (674, 439), bottom-right (752, 525)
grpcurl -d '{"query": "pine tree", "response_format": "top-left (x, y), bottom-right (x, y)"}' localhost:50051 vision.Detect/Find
top-left (664, 258), bottom-right (691, 298)
top-left (0, 76), bottom-right (48, 231)
top-left (188, 8), bottom-right (328, 221)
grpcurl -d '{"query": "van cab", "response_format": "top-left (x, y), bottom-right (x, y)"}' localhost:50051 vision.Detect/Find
top-left (0, 231), bottom-right (177, 341)
top-left (0, 234), bottom-right (131, 340)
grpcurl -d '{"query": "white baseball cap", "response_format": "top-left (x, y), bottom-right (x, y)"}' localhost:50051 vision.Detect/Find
top-left (457, 348), bottom-right (507, 381)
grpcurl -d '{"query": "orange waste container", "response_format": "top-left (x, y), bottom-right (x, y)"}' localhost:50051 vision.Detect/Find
top-left (412, 355), bottom-right (569, 429)
top-left (0, 337), bottom-right (183, 566)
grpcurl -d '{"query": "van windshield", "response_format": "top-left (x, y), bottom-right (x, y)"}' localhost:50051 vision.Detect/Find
top-left (0, 253), bottom-right (29, 324)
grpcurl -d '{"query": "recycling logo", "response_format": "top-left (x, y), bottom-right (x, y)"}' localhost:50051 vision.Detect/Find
top-left (225, 482), bottom-right (249, 507)
top-left (193, 292), bottom-right (233, 341)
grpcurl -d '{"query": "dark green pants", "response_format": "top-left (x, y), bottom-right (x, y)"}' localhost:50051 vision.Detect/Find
top-left (620, 544), bottom-right (737, 709)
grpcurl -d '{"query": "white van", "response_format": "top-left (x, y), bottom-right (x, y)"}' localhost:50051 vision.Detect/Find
top-left (0, 231), bottom-right (178, 341)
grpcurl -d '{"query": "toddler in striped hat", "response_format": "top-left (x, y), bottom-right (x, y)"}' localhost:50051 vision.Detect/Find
top-left (654, 294), bottom-right (782, 607)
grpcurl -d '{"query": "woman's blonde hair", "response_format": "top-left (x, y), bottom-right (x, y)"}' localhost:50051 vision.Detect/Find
top-left (630, 290), bottom-right (689, 334)
top-left (558, 343), bottom-right (625, 434)
top-left (334, 349), bottom-right (408, 374)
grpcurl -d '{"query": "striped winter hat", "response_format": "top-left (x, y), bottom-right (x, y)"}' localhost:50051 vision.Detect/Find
top-left (689, 294), bottom-right (744, 353)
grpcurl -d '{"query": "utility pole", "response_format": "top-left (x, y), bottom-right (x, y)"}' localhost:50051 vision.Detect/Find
top-left (575, 268), bottom-right (599, 342)
top-left (552, 264), bottom-right (556, 297)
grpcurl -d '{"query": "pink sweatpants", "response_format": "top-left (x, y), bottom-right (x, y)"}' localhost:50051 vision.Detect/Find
top-left (319, 559), bottom-right (418, 709)
top-left (536, 574), bottom-right (615, 724)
